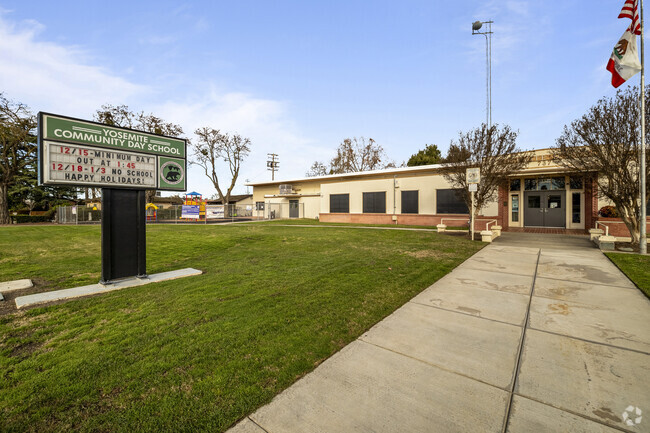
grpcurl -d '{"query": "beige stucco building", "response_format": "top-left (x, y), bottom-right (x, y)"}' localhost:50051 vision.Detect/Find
top-left (249, 148), bottom-right (648, 237)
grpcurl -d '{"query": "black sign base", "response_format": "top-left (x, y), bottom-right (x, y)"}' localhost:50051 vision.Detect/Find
top-left (100, 189), bottom-right (147, 284)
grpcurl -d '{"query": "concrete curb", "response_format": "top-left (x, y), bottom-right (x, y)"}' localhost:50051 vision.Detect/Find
top-left (14, 268), bottom-right (202, 309)
top-left (0, 279), bottom-right (34, 293)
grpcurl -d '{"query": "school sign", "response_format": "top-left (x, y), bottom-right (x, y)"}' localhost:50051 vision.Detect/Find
top-left (38, 113), bottom-right (187, 191)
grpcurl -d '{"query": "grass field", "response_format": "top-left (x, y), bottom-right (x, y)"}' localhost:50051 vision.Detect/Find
top-left (606, 252), bottom-right (650, 298)
top-left (0, 224), bottom-right (482, 432)
top-left (263, 218), bottom-right (469, 230)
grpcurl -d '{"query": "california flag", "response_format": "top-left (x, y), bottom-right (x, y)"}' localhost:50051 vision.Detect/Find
top-left (606, 28), bottom-right (642, 87)
top-left (606, 0), bottom-right (642, 87)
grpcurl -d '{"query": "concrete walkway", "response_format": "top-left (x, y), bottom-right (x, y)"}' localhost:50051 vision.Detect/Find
top-left (229, 237), bottom-right (650, 433)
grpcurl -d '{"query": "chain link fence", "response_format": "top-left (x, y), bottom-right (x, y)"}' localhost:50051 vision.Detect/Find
top-left (55, 202), bottom-right (304, 224)
top-left (56, 206), bottom-right (101, 224)
top-left (55, 204), bottom-right (259, 224)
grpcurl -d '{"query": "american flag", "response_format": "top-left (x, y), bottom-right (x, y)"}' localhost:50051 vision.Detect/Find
top-left (619, 0), bottom-right (641, 35)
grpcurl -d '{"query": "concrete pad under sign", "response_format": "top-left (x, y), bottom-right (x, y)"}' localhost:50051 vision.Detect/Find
top-left (0, 279), bottom-right (33, 293)
top-left (14, 268), bottom-right (202, 309)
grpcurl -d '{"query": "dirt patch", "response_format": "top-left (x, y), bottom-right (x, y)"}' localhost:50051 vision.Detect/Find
top-left (614, 242), bottom-right (640, 253)
top-left (0, 278), bottom-right (55, 317)
top-left (10, 340), bottom-right (44, 358)
top-left (401, 250), bottom-right (450, 259)
top-left (547, 303), bottom-right (571, 315)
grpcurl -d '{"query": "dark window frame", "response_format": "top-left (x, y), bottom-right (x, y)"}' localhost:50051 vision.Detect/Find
top-left (255, 201), bottom-right (264, 211)
top-left (362, 191), bottom-right (386, 214)
top-left (329, 193), bottom-right (350, 213)
top-left (401, 190), bottom-right (419, 214)
top-left (436, 189), bottom-right (469, 214)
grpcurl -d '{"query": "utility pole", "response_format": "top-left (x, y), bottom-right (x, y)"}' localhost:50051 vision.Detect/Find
top-left (267, 153), bottom-right (279, 181)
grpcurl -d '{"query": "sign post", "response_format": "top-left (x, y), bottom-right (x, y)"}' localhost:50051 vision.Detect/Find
top-left (38, 113), bottom-right (187, 283)
top-left (466, 168), bottom-right (481, 241)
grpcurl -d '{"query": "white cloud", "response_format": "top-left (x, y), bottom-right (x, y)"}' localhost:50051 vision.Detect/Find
top-left (155, 88), bottom-right (330, 196)
top-left (0, 12), bottom-right (145, 117)
top-left (0, 11), bottom-right (320, 197)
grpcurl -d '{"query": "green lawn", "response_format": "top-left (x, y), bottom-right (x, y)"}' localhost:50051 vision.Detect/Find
top-left (606, 252), bottom-right (650, 298)
top-left (0, 224), bottom-right (482, 432)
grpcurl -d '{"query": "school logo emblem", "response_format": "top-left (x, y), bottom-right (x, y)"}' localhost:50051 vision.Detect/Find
top-left (160, 161), bottom-right (184, 185)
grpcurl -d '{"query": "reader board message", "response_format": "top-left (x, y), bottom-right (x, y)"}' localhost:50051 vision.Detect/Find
top-left (38, 112), bottom-right (187, 191)
top-left (43, 141), bottom-right (157, 188)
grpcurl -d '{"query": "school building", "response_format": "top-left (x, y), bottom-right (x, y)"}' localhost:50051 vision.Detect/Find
top-left (248, 148), bottom-right (649, 240)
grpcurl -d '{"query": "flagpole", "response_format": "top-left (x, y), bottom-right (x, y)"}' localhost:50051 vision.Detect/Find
top-left (641, 0), bottom-right (648, 254)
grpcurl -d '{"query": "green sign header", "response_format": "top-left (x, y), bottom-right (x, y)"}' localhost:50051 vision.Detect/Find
top-left (42, 113), bottom-right (186, 158)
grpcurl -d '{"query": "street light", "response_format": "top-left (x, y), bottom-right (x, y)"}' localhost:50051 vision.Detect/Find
top-left (472, 20), bottom-right (493, 127)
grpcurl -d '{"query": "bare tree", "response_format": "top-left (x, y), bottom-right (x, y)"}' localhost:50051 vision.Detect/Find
top-left (0, 94), bottom-right (36, 224)
top-left (553, 86), bottom-right (649, 245)
top-left (306, 161), bottom-right (329, 177)
top-left (94, 104), bottom-right (184, 202)
top-left (330, 137), bottom-right (390, 173)
top-left (442, 124), bottom-right (531, 234)
top-left (192, 127), bottom-right (251, 206)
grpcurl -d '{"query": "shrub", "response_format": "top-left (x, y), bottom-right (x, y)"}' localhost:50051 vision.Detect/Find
top-left (598, 205), bottom-right (619, 218)
top-left (12, 215), bottom-right (52, 224)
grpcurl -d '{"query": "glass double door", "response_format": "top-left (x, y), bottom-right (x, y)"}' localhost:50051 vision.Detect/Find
top-left (524, 191), bottom-right (565, 227)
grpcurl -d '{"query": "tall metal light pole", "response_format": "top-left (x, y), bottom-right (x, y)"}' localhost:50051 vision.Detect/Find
top-left (472, 20), bottom-right (493, 127)
top-left (640, 0), bottom-right (647, 255)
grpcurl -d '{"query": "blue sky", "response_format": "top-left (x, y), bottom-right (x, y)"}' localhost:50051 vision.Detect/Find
top-left (0, 1), bottom-right (638, 196)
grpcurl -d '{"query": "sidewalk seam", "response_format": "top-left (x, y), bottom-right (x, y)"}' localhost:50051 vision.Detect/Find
top-left (247, 416), bottom-right (270, 433)
top-left (501, 249), bottom-right (540, 433)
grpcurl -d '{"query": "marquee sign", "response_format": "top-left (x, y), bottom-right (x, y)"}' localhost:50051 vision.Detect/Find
top-left (38, 113), bottom-right (187, 191)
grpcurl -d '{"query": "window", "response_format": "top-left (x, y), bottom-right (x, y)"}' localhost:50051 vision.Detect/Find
top-left (548, 195), bottom-right (562, 209)
top-left (572, 193), bottom-right (581, 223)
top-left (524, 179), bottom-right (537, 191)
top-left (569, 176), bottom-right (583, 189)
top-left (528, 196), bottom-right (541, 208)
top-left (329, 194), bottom-right (349, 213)
top-left (401, 190), bottom-right (418, 214)
top-left (363, 192), bottom-right (386, 213)
top-left (510, 179), bottom-right (521, 192)
top-left (538, 178), bottom-right (552, 190)
top-left (551, 177), bottom-right (565, 190)
top-left (255, 202), bottom-right (264, 211)
top-left (511, 195), bottom-right (519, 222)
top-left (436, 189), bottom-right (469, 214)
top-left (526, 177), bottom-right (565, 190)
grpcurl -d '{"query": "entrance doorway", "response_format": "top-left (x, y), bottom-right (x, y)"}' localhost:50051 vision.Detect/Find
top-left (524, 191), bottom-right (565, 227)
top-left (289, 200), bottom-right (300, 218)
